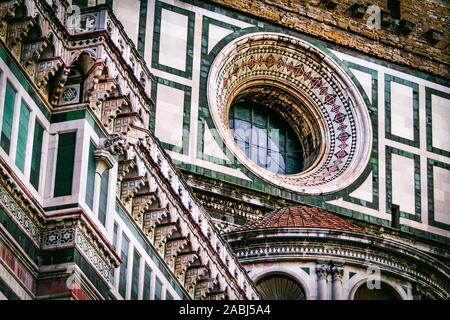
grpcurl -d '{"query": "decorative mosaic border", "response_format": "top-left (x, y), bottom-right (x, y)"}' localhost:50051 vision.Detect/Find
top-left (385, 146), bottom-right (421, 222)
top-left (179, 0), bottom-right (450, 86)
top-left (233, 242), bottom-right (449, 297)
top-left (190, 19), bottom-right (379, 198)
top-left (427, 158), bottom-right (450, 231)
top-left (150, 77), bottom-right (192, 155)
top-left (425, 88), bottom-right (450, 158)
top-left (151, 0), bottom-right (195, 79)
top-left (206, 31), bottom-right (374, 195)
top-left (41, 227), bottom-right (75, 248)
top-left (0, 181), bottom-right (115, 285)
top-left (0, 185), bottom-right (40, 244)
top-left (41, 225), bottom-right (114, 282)
top-left (384, 74), bottom-right (420, 148)
top-left (74, 228), bottom-right (113, 282)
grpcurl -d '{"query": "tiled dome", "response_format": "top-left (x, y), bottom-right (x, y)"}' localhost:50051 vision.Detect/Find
top-left (238, 205), bottom-right (363, 233)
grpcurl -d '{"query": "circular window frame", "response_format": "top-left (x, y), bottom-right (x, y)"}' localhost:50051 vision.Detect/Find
top-left (207, 32), bottom-right (372, 195)
top-left (226, 79), bottom-right (329, 176)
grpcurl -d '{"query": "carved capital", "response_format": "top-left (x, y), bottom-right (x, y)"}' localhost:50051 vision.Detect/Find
top-left (93, 149), bottom-right (115, 176)
top-left (331, 266), bottom-right (344, 282)
top-left (316, 263), bottom-right (330, 280)
top-left (36, 57), bottom-right (64, 88)
top-left (51, 67), bottom-right (70, 105)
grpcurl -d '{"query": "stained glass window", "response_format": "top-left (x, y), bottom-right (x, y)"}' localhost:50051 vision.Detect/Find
top-left (229, 102), bottom-right (304, 174)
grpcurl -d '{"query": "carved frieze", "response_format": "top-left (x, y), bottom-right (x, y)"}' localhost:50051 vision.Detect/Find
top-left (184, 265), bottom-right (208, 290)
top-left (143, 207), bottom-right (168, 235)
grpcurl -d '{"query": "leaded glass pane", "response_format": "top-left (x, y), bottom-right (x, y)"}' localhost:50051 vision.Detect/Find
top-left (229, 102), bottom-right (303, 174)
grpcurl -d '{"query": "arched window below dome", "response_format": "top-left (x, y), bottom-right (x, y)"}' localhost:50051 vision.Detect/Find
top-left (353, 282), bottom-right (401, 300)
top-left (255, 273), bottom-right (306, 300)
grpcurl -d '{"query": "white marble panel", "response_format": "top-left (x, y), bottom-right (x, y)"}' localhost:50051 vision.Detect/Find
top-left (433, 166), bottom-right (450, 225)
top-left (159, 9), bottom-right (188, 71)
top-left (349, 171), bottom-right (373, 202)
top-left (391, 153), bottom-right (415, 215)
top-left (431, 94), bottom-right (450, 152)
top-left (350, 69), bottom-right (372, 102)
top-left (155, 84), bottom-right (184, 147)
top-left (390, 81), bottom-right (414, 140)
top-left (113, 0), bottom-right (141, 45)
top-left (203, 122), bottom-right (229, 161)
top-left (208, 24), bottom-right (233, 53)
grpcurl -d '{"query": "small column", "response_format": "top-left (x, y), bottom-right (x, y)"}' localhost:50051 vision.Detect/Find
top-left (316, 262), bottom-right (330, 300)
top-left (92, 149), bottom-right (115, 214)
top-left (331, 265), bottom-right (344, 300)
top-left (91, 134), bottom-right (125, 214)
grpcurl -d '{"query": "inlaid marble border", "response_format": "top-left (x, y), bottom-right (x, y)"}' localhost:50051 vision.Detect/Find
top-left (151, 1), bottom-right (195, 79)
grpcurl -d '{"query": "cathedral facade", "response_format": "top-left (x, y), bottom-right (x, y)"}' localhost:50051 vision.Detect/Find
top-left (0, 0), bottom-right (448, 300)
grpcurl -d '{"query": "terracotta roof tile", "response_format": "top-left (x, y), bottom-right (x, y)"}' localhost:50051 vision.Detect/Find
top-left (237, 206), bottom-right (363, 233)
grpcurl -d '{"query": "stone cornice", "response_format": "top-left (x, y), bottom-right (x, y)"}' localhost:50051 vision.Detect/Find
top-left (226, 227), bottom-right (450, 267)
top-left (227, 227), bottom-right (450, 298)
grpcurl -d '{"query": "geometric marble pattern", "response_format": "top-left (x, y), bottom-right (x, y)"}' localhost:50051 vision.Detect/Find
top-left (159, 9), bottom-right (188, 71)
top-left (390, 81), bottom-right (414, 141)
top-left (203, 122), bottom-right (229, 161)
top-left (432, 166), bottom-right (450, 226)
top-left (391, 153), bottom-right (416, 215)
top-left (208, 32), bottom-right (372, 194)
top-left (431, 94), bottom-right (450, 153)
top-left (207, 24), bottom-right (233, 54)
top-left (155, 83), bottom-right (185, 148)
top-left (349, 171), bottom-right (373, 203)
